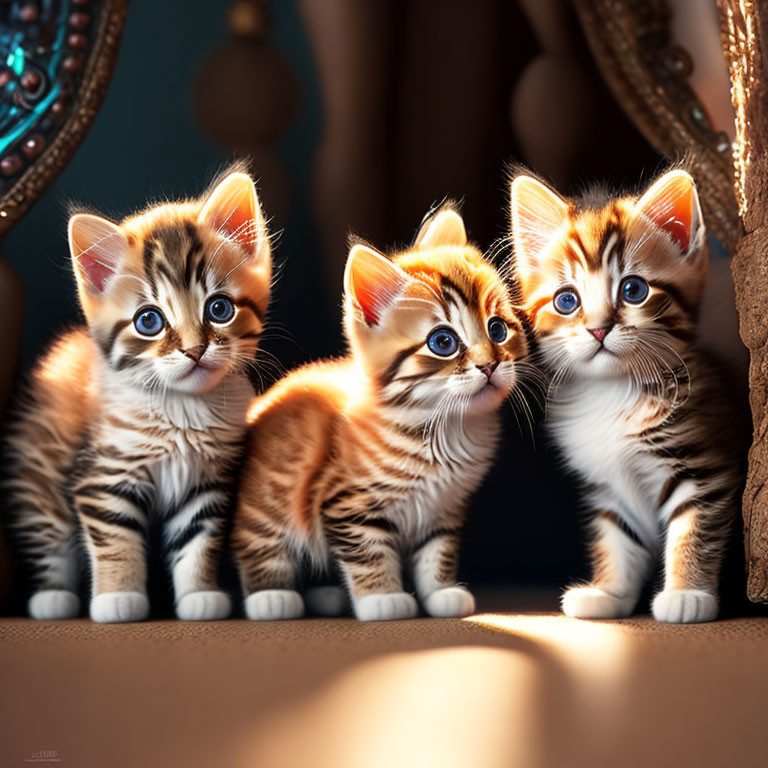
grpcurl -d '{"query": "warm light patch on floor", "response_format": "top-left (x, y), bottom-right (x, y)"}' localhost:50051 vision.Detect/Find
top-left (234, 646), bottom-right (539, 768)
top-left (466, 612), bottom-right (631, 681)
top-left (232, 614), bottom-right (640, 767)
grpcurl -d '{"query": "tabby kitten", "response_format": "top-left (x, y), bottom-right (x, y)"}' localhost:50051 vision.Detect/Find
top-left (510, 169), bottom-right (743, 623)
top-left (5, 169), bottom-right (271, 622)
top-left (232, 206), bottom-right (528, 621)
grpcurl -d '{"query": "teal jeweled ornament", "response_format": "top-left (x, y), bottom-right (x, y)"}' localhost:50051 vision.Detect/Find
top-left (0, 1), bottom-right (98, 178)
top-left (0, 0), bottom-right (128, 238)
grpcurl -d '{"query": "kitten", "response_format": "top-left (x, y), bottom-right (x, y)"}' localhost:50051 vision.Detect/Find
top-left (4, 169), bottom-right (271, 622)
top-left (509, 169), bottom-right (744, 623)
top-left (232, 206), bottom-right (528, 621)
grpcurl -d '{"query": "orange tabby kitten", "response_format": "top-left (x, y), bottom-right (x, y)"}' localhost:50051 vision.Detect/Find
top-left (4, 169), bottom-right (271, 622)
top-left (509, 169), bottom-right (743, 623)
top-left (232, 206), bottom-right (528, 621)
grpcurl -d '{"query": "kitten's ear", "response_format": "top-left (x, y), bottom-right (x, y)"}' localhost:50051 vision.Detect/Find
top-left (198, 171), bottom-right (267, 257)
top-left (635, 170), bottom-right (703, 255)
top-left (510, 176), bottom-right (569, 289)
top-left (344, 243), bottom-right (410, 325)
top-left (68, 214), bottom-right (128, 295)
top-left (414, 207), bottom-right (467, 248)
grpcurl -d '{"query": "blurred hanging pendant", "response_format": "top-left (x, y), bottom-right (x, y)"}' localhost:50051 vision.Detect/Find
top-left (192, 0), bottom-right (299, 223)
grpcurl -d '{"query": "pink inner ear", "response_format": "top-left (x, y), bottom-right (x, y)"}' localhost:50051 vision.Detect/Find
top-left (355, 284), bottom-right (385, 325)
top-left (352, 271), bottom-right (405, 325)
top-left (659, 216), bottom-right (691, 252)
top-left (200, 174), bottom-right (261, 249)
top-left (217, 199), bottom-right (255, 243)
top-left (78, 253), bottom-right (116, 293)
top-left (638, 173), bottom-right (697, 253)
top-left (511, 177), bottom-right (570, 268)
top-left (348, 249), bottom-right (407, 325)
top-left (645, 189), bottom-right (694, 252)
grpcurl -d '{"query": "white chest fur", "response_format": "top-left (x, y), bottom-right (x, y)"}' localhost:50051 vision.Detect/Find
top-left (549, 379), bottom-right (671, 536)
top-left (99, 373), bottom-right (253, 512)
top-left (151, 437), bottom-right (220, 511)
top-left (389, 412), bottom-right (500, 542)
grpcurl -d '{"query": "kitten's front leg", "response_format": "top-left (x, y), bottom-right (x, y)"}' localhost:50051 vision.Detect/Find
top-left (652, 504), bottom-right (725, 623)
top-left (412, 527), bottom-right (475, 618)
top-left (232, 499), bottom-right (303, 621)
top-left (563, 510), bottom-right (653, 619)
top-left (164, 483), bottom-right (232, 621)
top-left (324, 510), bottom-right (417, 621)
top-left (74, 479), bottom-right (151, 623)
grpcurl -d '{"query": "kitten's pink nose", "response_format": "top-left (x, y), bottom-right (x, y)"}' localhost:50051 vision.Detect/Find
top-left (182, 344), bottom-right (207, 363)
top-left (588, 326), bottom-right (612, 343)
top-left (476, 362), bottom-right (498, 380)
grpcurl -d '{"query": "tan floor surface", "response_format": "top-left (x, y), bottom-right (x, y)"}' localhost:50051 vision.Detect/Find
top-left (1, 610), bottom-right (767, 768)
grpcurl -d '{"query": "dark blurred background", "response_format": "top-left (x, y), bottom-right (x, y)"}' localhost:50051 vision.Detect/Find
top-left (3, 0), bottom-right (670, 592)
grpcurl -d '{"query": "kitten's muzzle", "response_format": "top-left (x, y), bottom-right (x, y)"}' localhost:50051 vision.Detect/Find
top-left (588, 325), bottom-right (614, 343)
top-left (476, 362), bottom-right (498, 380)
top-left (181, 344), bottom-right (208, 363)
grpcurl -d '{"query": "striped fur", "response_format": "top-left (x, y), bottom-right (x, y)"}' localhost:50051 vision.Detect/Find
top-left (4, 169), bottom-right (271, 622)
top-left (510, 170), bottom-right (744, 623)
top-left (232, 207), bottom-right (529, 621)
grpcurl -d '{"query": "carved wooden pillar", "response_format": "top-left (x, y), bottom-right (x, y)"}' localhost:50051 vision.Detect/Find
top-left (718, 1), bottom-right (768, 602)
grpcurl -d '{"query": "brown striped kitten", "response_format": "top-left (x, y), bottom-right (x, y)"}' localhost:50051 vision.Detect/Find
top-left (4, 170), bottom-right (271, 622)
top-left (510, 169), bottom-right (743, 623)
top-left (232, 206), bottom-right (528, 621)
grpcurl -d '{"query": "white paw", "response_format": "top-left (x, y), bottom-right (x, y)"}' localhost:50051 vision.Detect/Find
top-left (244, 589), bottom-right (304, 620)
top-left (354, 592), bottom-right (418, 622)
top-left (90, 591), bottom-right (150, 623)
top-left (28, 590), bottom-right (80, 620)
top-left (423, 586), bottom-right (476, 618)
top-left (176, 590), bottom-right (231, 621)
top-left (562, 586), bottom-right (636, 619)
top-left (305, 586), bottom-right (348, 616)
top-left (652, 589), bottom-right (718, 623)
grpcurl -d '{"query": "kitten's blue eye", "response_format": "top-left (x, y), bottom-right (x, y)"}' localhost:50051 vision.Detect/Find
top-left (205, 295), bottom-right (235, 324)
top-left (487, 317), bottom-right (508, 343)
top-left (553, 288), bottom-right (580, 315)
top-left (621, 276), bottom-right (649, 304)
top-left (133, 307), bottom-right (165, 337)
top-left (427, 327), bottom-right (460, 357)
